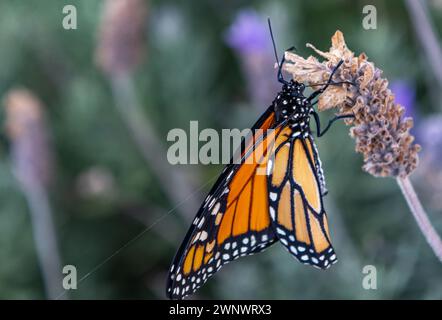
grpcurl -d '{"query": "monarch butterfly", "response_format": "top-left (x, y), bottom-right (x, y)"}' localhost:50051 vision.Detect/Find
top-left (166, 23), bottom-right (354, 300)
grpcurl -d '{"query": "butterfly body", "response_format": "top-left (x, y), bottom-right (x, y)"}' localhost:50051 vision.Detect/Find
top-left (273, 80), bottom-right (312, 138)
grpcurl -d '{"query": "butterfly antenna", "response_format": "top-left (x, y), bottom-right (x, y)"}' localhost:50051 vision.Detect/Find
top-left (267, 18), bottom-right (279, 66)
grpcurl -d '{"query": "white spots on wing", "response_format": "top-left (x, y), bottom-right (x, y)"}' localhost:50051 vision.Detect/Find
top-left (211, 202), bottom-right (220, 215)
top-left (311, 257), bottom-right (319, 264)
top-left (290, 246), bottom-right (298, 255)
top-left (330, 254), bottom-right (336, 261)
top-left (250, 235), bottom-right (256, 247)
top-left (267, 159), bottom-right (273, 175)
top-left (232, 242), bottom-right (237, 249)
top-left (276, 228), bottom-right (286, 236)
top-left (240, 246), bottom-right (248, 253)
top-left (222, 254), bottom-right (230, 260)
top-left (280, 238), bottom-right (288, 246)
top-left (224, 242), bottom-right (230, 250)
top-left (199, 231), bottom-right (208, 241)
top-left (208, 198), bottom-right (216, 209)
top-left (192, 232), bottom-right (201, 244)
top-left (298, 246), bottom-right (306, 252)
top-left (261, 235), bottom-right (268, 242)
top-left (176, 274), bottom-right (182, 282)
top-left (288, 235), bottom-right (295, 242)
top-left (197, 217), bottom-right (205, 229)
top-left (269, 206), bottom-right (276, 220)
top-left (269, 192), bottom-right (277, 201)
top-left (300, 255), bottom-right (309, 261)
top-left (233, 249), bottom-right (239, 256)
top-left (242, 237), bottom-right (249, 245)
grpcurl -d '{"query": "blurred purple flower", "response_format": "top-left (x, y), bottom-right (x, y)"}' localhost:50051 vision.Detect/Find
top-left (224, 9), bottom-right (279, 109)
top-left (391, 80), bottom-right (416, 119)
top-left (417, 115), bottom-right (442, 161)
top-left (415, 115), bottom-right (442, 210)
top-left (225, 9), bottom-right (271, 55)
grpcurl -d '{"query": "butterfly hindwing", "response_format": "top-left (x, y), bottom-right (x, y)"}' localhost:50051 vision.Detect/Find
top-left (267, 131), bottom-right (337, 269)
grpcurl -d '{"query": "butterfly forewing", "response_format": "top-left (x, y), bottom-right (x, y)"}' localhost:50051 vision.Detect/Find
top-left (167, 107), bottom-right (282, 299)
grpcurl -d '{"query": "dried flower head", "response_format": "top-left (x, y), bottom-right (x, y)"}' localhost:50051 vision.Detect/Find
top-left (95, 0), bottom-right (148, 76)
top-left (283, 31), bottom-right (421, 178)
top-left (3, 89), bottom-right (54, 189)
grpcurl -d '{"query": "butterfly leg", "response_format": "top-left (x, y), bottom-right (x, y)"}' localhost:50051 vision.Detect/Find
top-left (306, 80), bottom-right (355, 89)
top-left (312, 111), bottom-right (355, 137)
top-left (307, 60), bottom-right (344, 102)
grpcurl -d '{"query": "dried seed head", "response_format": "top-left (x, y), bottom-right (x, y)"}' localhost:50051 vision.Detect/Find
top-left (283, 31), bottom-right (420, 178)
top-left (95, 0), bottom-right (148, 76)
top-left (3, 89), bottom-right (54, 189)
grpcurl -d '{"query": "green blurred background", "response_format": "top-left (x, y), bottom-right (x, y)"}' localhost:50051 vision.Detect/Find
top-left (0, 0), bottom-right (441, 299)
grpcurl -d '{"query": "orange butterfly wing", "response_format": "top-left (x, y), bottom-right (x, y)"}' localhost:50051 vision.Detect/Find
top-left (167, 107), bottom-right (282, 299)
top-left (267, 133), bottom-right (337, 269)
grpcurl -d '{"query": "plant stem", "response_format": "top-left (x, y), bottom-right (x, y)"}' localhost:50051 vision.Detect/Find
top-left (23, 182), bottom-right (66, 299)
top-left (397, 176), bottom-right (442, 262)
top-left (405, 0), bottom-right (442, 100)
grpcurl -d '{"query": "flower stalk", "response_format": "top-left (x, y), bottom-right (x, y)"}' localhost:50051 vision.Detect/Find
top-left (3, 89), bottom-right (66, 298)
top-left (397, 177), bottom-right (442, 261)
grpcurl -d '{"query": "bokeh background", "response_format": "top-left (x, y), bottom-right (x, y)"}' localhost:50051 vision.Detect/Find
top-left (0, 0), bottom-right (441, 299)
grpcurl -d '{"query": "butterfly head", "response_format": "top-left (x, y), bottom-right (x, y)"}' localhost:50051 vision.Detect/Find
top-left (282, 79), bottom-right (305, 94)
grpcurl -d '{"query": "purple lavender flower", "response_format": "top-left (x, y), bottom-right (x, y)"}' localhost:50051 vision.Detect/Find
top-left (225, 9), bottom-right (271, 55)
top-left (391, 80), bottom-right (416, 120)
top-left (417, 115), bottom-right (442, 164)
top-left (224, 9), bottom-right (279, 109)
